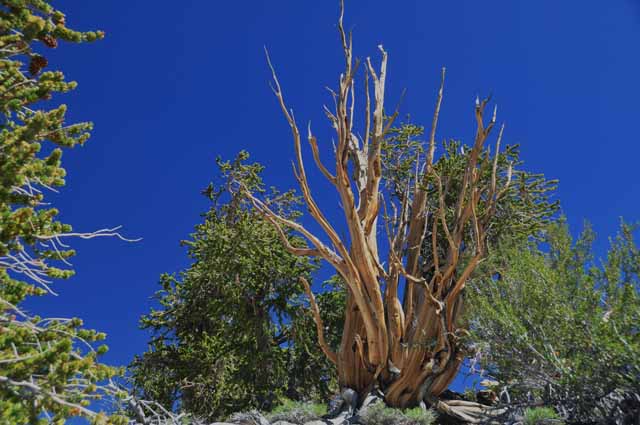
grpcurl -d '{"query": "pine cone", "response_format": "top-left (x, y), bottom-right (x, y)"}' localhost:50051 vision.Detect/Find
top-left (29, 55), bottom-right (47, 76)
top-left (39, 34), bottom-right (58, 48)
top-left (49, 131), bottom-right (63, 143)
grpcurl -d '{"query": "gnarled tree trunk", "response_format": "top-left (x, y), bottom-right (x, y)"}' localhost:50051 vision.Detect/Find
top-left (242, 0), bottom-right (511, 411)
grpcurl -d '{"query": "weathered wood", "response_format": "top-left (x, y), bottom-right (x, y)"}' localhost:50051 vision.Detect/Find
top-left (242, 0), bottom-right (509, 407)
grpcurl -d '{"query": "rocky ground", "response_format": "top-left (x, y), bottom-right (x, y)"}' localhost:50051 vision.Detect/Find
top-left (203, 387), bottom-right (640, 425)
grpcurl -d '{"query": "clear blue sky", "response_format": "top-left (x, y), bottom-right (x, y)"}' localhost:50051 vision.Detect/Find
top-left (27, 0), bottom-right (640, 393)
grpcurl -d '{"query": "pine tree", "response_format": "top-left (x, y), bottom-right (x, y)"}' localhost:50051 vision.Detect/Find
top-left (239, 1), bottom-right (558, 419)
top-left (131, 152), bottom-right (344, 421)
top-left (0, 2), bottom-right (128, 423)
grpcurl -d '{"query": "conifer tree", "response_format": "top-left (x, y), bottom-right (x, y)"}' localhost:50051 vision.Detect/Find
top-left (0, 1), bottom-right (128, 423)
top-left (131, 152), bottom-right (344, 421)
top-left (240, 2), bottom-right (558, 419)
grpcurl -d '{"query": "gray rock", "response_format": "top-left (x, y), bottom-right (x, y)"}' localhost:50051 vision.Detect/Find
top-left (341, 388), bottom-right (358, 416)
top-left (592, 389), bottom-right (640, 425)
top-left (326, 410), bottom-right (352, 425)
top-left (228, 410), bottom-right (270, 425)
top-left (326, 393), bottom-right (344, 418)
top-left (271, 421), bottom-right (298, 425)
top-left (326, 388), bottom-right (358, 419)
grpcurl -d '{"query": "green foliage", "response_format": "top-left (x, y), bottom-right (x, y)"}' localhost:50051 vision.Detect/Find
top-left (266, 398), bottom-right (327, 424)
top-left (467, 219), bottom-right (640, 421)
top-left (287, 274), bottom-right (344, 401)
top-left (131, 152), bottom-right (343, 421)
top-left (0, 1), bottom-right (128, 424)
top-left (133, 121), bottom-right (555, 421)
top-left (430, 139), bottom-right (557, 246)
top-left (129, 123), bottom-right (555, 421)
top-left (381, 122), bottom-right (426, 199)
top-left (0, 5), bottom-right (131, 425)
top-left (402, 407), bottom-right (437, 425)
top-left (383, 122), bottom-right (558, 253)
top-left (384, 121), bottom-right (558, 331)
top-left (523, 407), bottom-right (562, 425)
top-left (359, 403), bottom-right (436, 425)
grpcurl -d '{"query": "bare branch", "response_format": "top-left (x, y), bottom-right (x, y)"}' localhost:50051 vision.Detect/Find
top-left (426, 67), bottom-right (446, 172)
top-left (36, 226), bottom-right (142, 243)
top-left (308, 124), bottom-right (337, 184)
top-left (299, 277), bottom-right (338, 364)
top-left (241, 186), bottom-right (345, 270)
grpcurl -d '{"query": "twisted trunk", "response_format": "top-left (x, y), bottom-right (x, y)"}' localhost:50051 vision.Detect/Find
top-left (243, 0), bottom-right (511, 409)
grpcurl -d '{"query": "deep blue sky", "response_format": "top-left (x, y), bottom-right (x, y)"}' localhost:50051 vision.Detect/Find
top-left (27, 0), bottom-right (640, 393)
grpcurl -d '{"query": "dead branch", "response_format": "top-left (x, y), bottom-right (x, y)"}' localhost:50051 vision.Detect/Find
top-left (300, 277), bottom-right (338, 364)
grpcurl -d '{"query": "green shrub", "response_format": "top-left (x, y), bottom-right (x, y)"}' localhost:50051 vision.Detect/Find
top-left (468, 220), bottom-right (640, 420)
top-left (266, 398), bottom-right (327, 424)
top-left (359, 403), bottom-right (436, 425)
top-left (523, 407), bottom-right (562, 425)
top-left (403, 406), bottom-right (437, 425)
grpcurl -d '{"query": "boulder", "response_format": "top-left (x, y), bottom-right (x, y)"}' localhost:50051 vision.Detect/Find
top-left (342, 388), bottom-right (358, 416)
top-left (325, 388), bottom-right (358, 419)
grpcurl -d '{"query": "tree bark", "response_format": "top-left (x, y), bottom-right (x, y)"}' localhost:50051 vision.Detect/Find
top-left (242, 0), bottom-right (510, 409)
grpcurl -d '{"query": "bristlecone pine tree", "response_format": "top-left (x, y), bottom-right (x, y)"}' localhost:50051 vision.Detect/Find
top-left (241, 2), bottom-right (555, 420)
top-left (0, 1), bottom-right (131, 424)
